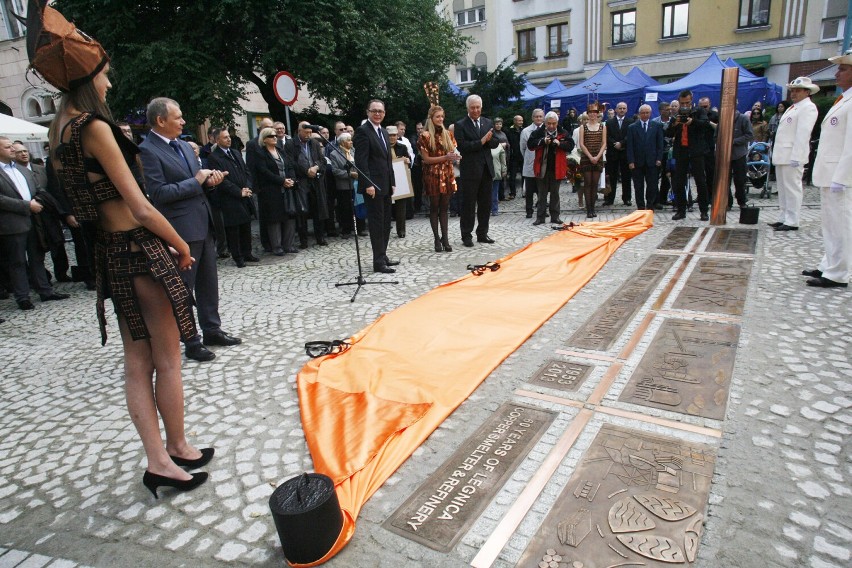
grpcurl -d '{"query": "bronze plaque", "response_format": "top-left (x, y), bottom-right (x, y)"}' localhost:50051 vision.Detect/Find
top-left (657, 227), bottom-right (699, 251)
top-left (517, 424), bottom-right (716, 568)
top-left (705, 228), bottom-right (757, 254)
top-left (672, 257), bottom-right (752, 315)
top-left (618, 319), bottom-right (740, 420)
top-left (568, 255), bottom-right (677, 351)
top-left (384, 403), bottom-right (555, 552)
top-left (530, 360), bottom-right (593, 393)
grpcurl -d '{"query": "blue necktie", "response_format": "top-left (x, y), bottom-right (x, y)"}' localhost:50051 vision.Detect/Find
top-left (169, 140), bottom-right (191, 172)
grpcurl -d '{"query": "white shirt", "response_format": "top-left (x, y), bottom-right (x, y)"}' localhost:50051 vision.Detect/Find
top-left (1, 161), bottom-right (31, 200)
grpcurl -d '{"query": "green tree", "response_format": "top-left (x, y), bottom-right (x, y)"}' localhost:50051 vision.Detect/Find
top-left (52, 0), bottom-right (468, 128)
top-left (468, 59), bottom-right (527, 120)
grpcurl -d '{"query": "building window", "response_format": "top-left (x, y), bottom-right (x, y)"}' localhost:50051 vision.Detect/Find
top-left (822, 0), bottom-right (847, 41)
top-left (1, 0), bottom-right (26, 40)
top-left (517, 29), bottom-right (536, 62)
top-left (662, 1), bottom-right (689, 39)
top-left (547, 23), bottom-right (569, 57)
top-left (456, 7), bottom-right (485, 27)
top-left (612, 9), bottom-right (636, 45)
top-left (458, 68), bottom-right (476, 84)
top-left (738, 0), bottom-right (770, 28)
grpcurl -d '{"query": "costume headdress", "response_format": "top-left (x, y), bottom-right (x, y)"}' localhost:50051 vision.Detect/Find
top-left (24, 0), bottom-right (109, 92)
top-left (423, 82), bottom-right (440, 107)
top-left (586, 101), bottom-right (601, 113)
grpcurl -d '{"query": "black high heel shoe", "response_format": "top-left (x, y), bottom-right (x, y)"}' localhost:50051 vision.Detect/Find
top-left (434, 238), bottom-right (442, 252)
top-left (142, 471), bottom-right (208, 499)
top-left (170, 447), bottom-right (215, 469)
top-left (441, 237), bottom-right (452, 252)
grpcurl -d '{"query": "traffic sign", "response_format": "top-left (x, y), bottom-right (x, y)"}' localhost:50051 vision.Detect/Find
top-left (273, 71), bottom-right (298, 106)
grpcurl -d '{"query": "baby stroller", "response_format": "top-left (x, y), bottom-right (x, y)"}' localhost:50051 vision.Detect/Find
top-left (746, 141), bottom-right (772, 198)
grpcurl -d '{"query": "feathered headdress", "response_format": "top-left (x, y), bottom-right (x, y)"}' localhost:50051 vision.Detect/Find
top-left (24, 0), bottom-right (109, 92)
top-left (423, 82), bottom-right (440, 108)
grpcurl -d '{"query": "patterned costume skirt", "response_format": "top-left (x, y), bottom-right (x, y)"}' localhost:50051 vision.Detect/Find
top-left (95, 227), bottom-right (196, 345)
top-left (579, 156), bottom-right (604, 173)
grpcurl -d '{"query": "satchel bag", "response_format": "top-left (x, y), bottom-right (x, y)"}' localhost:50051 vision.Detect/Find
top-left (283, 186), bottom-right (309, 216)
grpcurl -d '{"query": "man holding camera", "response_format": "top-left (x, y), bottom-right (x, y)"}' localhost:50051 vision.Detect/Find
top-left (666, 90), bottom-right (712, 221)
top-left (528, 111), bottom-right (573, 225)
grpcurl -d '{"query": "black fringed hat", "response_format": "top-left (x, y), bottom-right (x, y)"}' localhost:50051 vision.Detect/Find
top-left (25, 0), bottom-right (109, 92)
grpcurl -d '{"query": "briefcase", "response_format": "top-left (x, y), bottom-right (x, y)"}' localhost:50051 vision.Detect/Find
top-left (739, 207), bottom-right (759, 224)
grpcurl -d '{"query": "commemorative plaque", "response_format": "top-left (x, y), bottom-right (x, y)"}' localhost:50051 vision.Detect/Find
top-left (529, 360), bottom-right (593, 393)
top-left (705, 228), bottom-right (757, 254)
top-left (618, 319), bottom-right (740, 419)
top-left (657, 227), bottom-right (699, 251)
top-left (517, 424), bottom-right (716, 568)
top-left (567, 255), bottom-right (677, 351)
top-left (384, 403), bottom-right (555, 552)
top-left (672, 258), bottom-right (752, 315)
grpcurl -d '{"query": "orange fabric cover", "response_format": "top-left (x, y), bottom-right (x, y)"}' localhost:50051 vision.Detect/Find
top-left (294, 211), bottom-right (653, 565)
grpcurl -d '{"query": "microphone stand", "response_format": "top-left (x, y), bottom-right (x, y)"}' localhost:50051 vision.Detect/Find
top-left (316, 130), bottom-right (397, 302)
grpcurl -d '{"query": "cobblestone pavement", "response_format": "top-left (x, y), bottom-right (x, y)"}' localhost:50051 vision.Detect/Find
top-left (0, 183), bottom-right (848, 568)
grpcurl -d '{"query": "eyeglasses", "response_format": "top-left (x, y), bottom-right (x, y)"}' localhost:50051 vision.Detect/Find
top-left (368, 109), bottom-right (385, 114)
top-left (264, 134), bottom-right (276, 139)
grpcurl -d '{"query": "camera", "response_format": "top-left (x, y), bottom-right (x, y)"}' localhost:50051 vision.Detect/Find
top-left (677, 107), bottom-right (691, 123)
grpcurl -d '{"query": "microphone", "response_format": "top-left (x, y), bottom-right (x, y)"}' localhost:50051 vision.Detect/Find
top-left (302, 124), bottom-right (323, 132)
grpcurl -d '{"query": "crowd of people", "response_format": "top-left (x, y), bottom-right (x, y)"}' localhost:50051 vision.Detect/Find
top-left (2, 2), bottom-right (848, 501)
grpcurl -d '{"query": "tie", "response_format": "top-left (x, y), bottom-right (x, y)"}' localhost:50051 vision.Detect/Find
top-left (643, 122), bottom-right (647, 132)
top-left (376, 127), bottom-right (386, 149)
top-left (169, 140), bottom-right (191, 172)
top-left (834, 95), bottom-right (843, 106)
top-left (474, 119), bottom-right (480, 132)
top-left (681, 122), bottom-right (689, 147)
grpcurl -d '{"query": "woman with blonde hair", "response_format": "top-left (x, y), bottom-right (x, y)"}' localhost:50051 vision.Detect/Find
top-left (579, 102), bottom-right (607, 218)
top-left (418, 105), bottom-right (461, 252)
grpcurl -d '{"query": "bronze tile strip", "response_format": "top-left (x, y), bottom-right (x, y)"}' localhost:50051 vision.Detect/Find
top-left (470, 408), bottom-right (595, 568)
top-left (553, 349), bottom-right (617, 362)
top-left (595, 405), bottom-right (723, 438)
top-left (514, 389), bottom-right (585, 409)
top-left (652, 254), bottom-right (694, 311)
top-left (587, 362), bottom-right (624, 406)
top-left (616, 311), bottom-right (656, 361)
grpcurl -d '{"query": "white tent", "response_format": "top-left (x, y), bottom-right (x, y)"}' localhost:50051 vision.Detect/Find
top-left (0, 114), bottom-right (50, 143)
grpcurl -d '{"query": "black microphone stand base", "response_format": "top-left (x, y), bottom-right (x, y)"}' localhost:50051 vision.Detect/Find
top-left (335, 275), bottom-right (398, 303)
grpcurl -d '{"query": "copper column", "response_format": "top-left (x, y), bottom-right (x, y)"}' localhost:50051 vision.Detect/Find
top-left (711, 67), bottom-right (740, 225)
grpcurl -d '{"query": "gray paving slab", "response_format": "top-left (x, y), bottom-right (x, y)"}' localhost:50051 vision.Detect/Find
top-left (0, 183), bottom-right (848, 567)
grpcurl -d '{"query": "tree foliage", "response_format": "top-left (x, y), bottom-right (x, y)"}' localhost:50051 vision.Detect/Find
top-left (468, 59), bottom-right (527, 119)
top-left (53, 0), bottom-right (468, 127)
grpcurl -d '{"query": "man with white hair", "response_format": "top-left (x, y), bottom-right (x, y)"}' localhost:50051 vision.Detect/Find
top-left (527, 111), bottom-right (573, 224)
top-left (454, 94), bottom-right (499, 247)
top-left (770, 77), bottom-right (819, 232)
top-left (626, 104), bottom-right (665, 210)
top-left (520, 108), bottom-right (544, 218)
top-left (803, 50), bottom-right (852, 288)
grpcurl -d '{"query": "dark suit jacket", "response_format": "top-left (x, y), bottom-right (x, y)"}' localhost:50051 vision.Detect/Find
top-left (626, 120), bottom-right (665, 168)
top-left (353, 121), bottom-right (395, 196)
top-left (139, 133), bottom-right (212, 242)
top-left (253, 145), bottom-right (297, 223)
top-left (206, 146), bottom-right (255, 227)
top-left (665, 107), bottom-right (711, 157)
top-left (606, 115), bottom-right (632, 156)
top-left (0, 163), bottom-right (38, 235)
top-left (454, 115), bottom-right (499, 180)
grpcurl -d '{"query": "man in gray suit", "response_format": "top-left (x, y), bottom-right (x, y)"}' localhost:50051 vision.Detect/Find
top-left (139, 98), bottom-right (241, 362)
top-left (0, 136), bottom-right (68, 310)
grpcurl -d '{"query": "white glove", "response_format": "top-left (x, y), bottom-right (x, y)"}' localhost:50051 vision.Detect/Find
top-left (830, 182), bottom-right (845, 193)
top-left (789, 160), bottom-right (799, 168)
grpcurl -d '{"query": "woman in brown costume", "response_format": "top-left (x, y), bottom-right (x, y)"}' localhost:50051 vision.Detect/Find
top-left (28, 1), bottom-right (212, 498)
top-left (418, 105), bottom-right (461, 252)
top-left (578, 102), bottom-right (607, 218)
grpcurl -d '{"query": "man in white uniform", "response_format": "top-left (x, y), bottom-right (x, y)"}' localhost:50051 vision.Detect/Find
top-left (770, 77), bottom-right (819, 232)
top-left (804, 49), bottom-right (852, 288)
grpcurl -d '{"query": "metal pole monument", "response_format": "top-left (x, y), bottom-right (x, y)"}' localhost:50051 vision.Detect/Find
top-left (711, 67), bottom-right (739, 225)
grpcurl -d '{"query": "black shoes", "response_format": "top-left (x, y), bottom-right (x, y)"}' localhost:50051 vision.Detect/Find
top-left (533, 219), bottom-right (545, 226)
top-left (245, 255), bottom-right (260, 262)
top-left (17, 299), bottom-right (34, 310)
top-left (434, 238), bottom-right (443, 252)
top-left (286, 247), bottom-right (300, 254)
top-left (672, 212), bottom-right (686, 221)
top-left (317, 239), bottom-right (329, 246)
top-left (806, 277), bottom-right (847, 288)
top-left (775, 225), bottom-right (799, 231)
top-left (203, 332), bottom-right (242, 346)
top-left (170, 447), bottom-right (215, 469)
top-left (441, 237), bottom-right (452, 252)
top-left (462, 237), bottom-right (474, 247)
top-left (186, 343), bottom-right (215, 362)
top-left (374, 265), bottom-right (396, 274)
top-left (56, 273), bottom-right (73, 282)
top-left (41, 292), bottom-right (70, 301)
top-left (477, 235), bottom-right (495, 244)
top-left (768, 221), bottom-right (783, 228)
top-left (700, 213), bottom-right (709, 221)
top-left (551, 218), bottom-right (564, 224)
top-left (801, 269), bottom-right (822, 278)
top-left (623, 201), bottom-right (632, 206)
top-left (273, 248), bottom-right (285, 256)
top-left (235, 260), bottom-right (246, 268)
top-left (525, 212), bottom-right (533, 219)
top-left (385, 258), bottom-right (400, 266)
top-left (142, 471), bottom-right (208, 499)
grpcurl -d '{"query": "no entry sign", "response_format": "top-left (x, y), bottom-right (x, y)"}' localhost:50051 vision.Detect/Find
top-left (273, 71), bottom-right (298, 106)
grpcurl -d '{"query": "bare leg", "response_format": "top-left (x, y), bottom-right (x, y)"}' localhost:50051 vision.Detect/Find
top-left (122, 273), bottom-right (199, 480)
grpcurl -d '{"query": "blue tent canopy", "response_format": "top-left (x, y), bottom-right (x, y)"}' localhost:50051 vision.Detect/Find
top-left (544, 63), bottom-right (646, 117)
top-left (723, 58), bottom-right (758, 79)
top-left (541, 78), bottom-right (567, 94)
top-left (518, 80), bottom-right (547, 101)
top-left (447, 80), bottom-right (468, 97)
top-left (625, 67), bottom-right (659, 86)
top-left (645, 52), bottom-right (780, 115)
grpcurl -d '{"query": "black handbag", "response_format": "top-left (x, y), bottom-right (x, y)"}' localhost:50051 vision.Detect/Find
top-left (283, 186), bottom-right (309, 215)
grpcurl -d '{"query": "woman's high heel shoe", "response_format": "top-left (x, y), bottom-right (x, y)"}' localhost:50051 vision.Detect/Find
top-left (441, 237), bottom-right (452, 252)
top-left (170, 447), bottom-right (215, 469)
top-left (142, 470), bottom-right (208, 499)
top-left (434, 238), bottom-right (443, 252)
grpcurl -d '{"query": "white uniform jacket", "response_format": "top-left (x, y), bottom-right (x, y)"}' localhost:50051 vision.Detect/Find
top-left (771, 97), bottom-right (818, 166)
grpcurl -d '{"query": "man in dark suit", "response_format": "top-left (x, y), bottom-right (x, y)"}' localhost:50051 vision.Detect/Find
top-left (246, 117), bottom-right (274, 252)
top-left (455, 94), bottom-right (500, 247)
top-left (605, 101), bottom-right (633, 205)
top-left (0, 136), bottom-right (68, 310)
top-left (206, 128), bottom-right (258, 268)
top-left (626, 104), bottom-right (665, 210)
top-left (290, 122), bottom-right (330, 247)
top-left (665, 90), bottom-right (712, 221)
top-left (139, 97), bottom-right (241, 362)
top-left (353, 99), bottom-right (398, 273)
